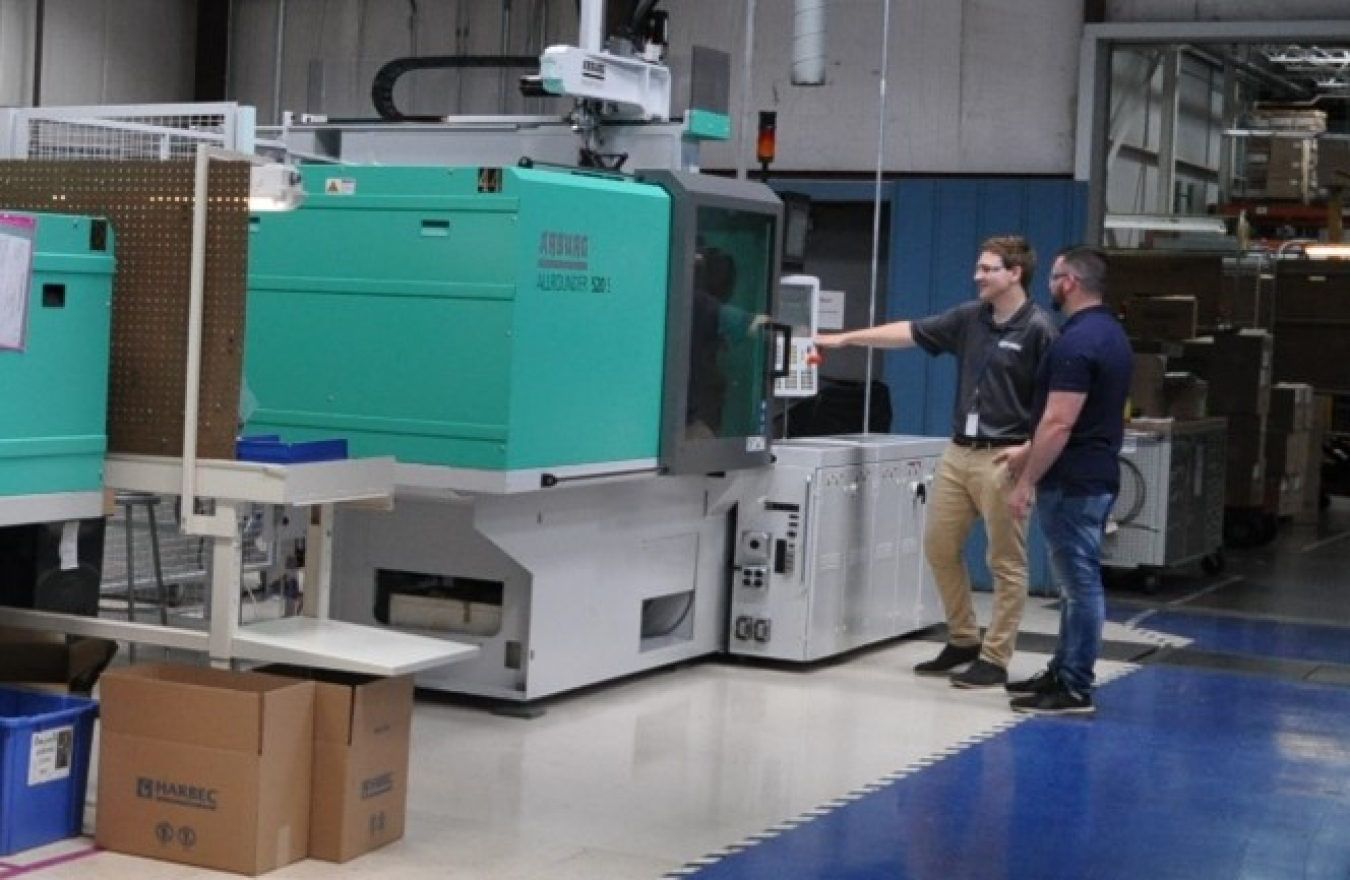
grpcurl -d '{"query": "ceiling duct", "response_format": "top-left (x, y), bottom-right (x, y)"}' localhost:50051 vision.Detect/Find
top-left (792, 0), bottom-right (826, 86)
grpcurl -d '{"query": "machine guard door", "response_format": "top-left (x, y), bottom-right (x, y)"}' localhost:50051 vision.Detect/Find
top-left (642, 169), bottom-right (784, 475)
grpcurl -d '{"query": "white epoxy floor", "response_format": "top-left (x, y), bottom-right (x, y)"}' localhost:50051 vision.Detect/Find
top-left (12, 597), bottom-right (1169, 879)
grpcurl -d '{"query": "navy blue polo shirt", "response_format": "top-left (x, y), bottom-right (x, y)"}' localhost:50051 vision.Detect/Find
top-left (1031, 305), bottom-right (1133, 494)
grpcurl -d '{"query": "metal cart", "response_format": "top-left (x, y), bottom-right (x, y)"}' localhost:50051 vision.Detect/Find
top-left (1102, 418), bottom-right (1227, 591)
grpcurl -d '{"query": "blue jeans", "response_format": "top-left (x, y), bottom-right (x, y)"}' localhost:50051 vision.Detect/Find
top-left (1035, 486), bottom-right (1116, 696)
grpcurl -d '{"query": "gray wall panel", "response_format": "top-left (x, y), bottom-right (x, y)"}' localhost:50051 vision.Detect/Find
top-left (222, 0), bottom-right (1083, 176)
top-left (1107, 0), bottom-right (1350, 21)
top-left (40, 0), bottom-right (195, 105)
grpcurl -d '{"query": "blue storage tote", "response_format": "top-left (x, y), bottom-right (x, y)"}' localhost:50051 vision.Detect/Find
top-left (0, 687), bottom-right (98, 855)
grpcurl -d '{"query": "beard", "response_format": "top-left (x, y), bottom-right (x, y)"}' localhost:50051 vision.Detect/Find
top-left (1051, 290), bottom-right (1065, 312)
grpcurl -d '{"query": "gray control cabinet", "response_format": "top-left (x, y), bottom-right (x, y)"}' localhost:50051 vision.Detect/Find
top-left (729, 434), bottom-right (946, 662)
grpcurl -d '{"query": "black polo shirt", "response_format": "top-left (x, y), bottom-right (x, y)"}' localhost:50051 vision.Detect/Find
top-left (912, 298), bottom-right (1059, 441)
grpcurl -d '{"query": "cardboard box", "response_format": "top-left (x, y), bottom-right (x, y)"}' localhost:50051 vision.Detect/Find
top-left (1225, 413), bottom-right (1267, 507)
top-left (1227, 455), bottom-right (1266, 508)
top-left (1125, 295), bottom-right (1198, 343)
top-left (1207, 331), bottom-right (1273, 416)
top-left (1265, 429), bottom-right (1310, 479)
top-left (0, 628), bottom-right (116, 695)
top-left (1316, 138), bottom-right (1350, 189)
top-left (1129, 352), bottom-right (1168, 418)
top-left (260, 666), bottom-right (414, 863)
top-left (1268, 383), bottom-right (1314, 432)
top-left (1164, 372), bottom-right (1207, 421)
top-left (1106, 253), bottom-right (1223, 326)
top-left (1265, 473), bottom-right (1304, 517)
top-left (1294, 427), bottom-right (1325, 524)
top-left (95, 664), bottom-right (315, 876)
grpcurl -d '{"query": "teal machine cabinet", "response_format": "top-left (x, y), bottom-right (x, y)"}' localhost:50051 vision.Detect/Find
top-left (245, 164), bottom-right (781, 490)
top-left (0, 212), bottom-right (114, 525)
top-left (242, 162), bottom-right (789, 701)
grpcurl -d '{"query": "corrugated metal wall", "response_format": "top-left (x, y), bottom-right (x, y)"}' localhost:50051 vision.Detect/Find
top-left (888, 176), bottom-right (1089, 594)
top-left (887, 177), bottom-right (1090, 436)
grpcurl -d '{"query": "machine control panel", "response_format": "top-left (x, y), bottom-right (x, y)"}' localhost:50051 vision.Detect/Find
top-left (774, 274), bottom-right (820, 398)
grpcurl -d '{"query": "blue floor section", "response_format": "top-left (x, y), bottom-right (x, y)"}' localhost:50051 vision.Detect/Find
top-left (681, 666), bottom-right (1350, 880)
top-left (1113, 606), bottom-right (1350, 666)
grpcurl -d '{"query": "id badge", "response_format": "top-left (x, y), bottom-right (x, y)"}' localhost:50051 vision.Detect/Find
top-left (964, 411), bottom-right (979, 437)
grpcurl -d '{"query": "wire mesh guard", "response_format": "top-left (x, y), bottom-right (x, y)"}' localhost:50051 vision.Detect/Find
top-left (99, 497), bottom-right (287, 625)
top-left (22, 111), bottom-right (235, 162)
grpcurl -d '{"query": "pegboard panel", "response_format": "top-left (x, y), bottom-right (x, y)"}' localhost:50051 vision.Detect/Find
top-left (0, 160), bottom-right (249, 458)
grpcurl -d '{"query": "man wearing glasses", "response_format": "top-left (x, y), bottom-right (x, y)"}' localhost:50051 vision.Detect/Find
top-left (999, 245), bottom-right (1132, 715)
top-left (814, 235), bottom-right (1057, 689)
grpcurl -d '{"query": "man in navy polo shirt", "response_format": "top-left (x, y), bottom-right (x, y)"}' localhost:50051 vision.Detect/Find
top-left (1001, 245), bottom-right (1132, 715)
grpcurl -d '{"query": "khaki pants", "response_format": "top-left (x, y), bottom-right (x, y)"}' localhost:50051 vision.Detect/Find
top-left (922, 443), bottom-right (1029, 668)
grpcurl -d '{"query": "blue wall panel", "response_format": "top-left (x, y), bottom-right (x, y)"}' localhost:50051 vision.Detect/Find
top-left (769, 175), bottom-right (1089, 595)
top-left (888, 176), bottom-right (1089, 596)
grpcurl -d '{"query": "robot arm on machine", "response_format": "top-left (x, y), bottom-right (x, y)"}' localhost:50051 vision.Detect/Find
top-left (536, 0), bottom-right (672, 122)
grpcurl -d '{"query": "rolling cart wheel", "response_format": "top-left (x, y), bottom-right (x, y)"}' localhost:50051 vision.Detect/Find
top-left (1201, 551), bottom-right (1225, 575)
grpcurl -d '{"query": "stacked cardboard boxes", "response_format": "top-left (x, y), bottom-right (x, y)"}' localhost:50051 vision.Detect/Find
top-left (95, 663), bottom-right (415, 875)
top-left (1175, 330), bottom-right (1275, 508)
top-left (1316, 138), bottom-right (1350, 192)
top-left (1129, 352), bottom-right (1208, 421)
top-left (1250, 137), bottom-right (1317, 201)
top-left (1243, 106), bottom-right (1326, 202)
top-left (1124, 295), bottom-right (1198, 343)
top-left (1266, 383), bottom-right (1318, 518)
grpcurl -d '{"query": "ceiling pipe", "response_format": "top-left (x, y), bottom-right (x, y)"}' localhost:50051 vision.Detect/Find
top-left (792, 0), bottom-right (826, 86)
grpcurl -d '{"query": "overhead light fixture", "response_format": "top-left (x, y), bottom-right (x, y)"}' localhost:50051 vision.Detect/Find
top-left (1302, 243), bottom-right (1350, 259)
top-left (1103, 213), bottom-right (1228, 235)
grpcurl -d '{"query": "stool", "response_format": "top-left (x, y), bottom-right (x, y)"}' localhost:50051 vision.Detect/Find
top-left (115, 491), bottom-right (170, 626)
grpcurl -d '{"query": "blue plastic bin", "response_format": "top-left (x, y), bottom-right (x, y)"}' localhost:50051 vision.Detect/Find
top-left (0, 687), bottom-right (98, 855)
top-left (236, 435), bottom-right (349, 464)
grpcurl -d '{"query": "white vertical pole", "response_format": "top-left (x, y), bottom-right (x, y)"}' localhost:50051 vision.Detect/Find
top-left (272, 0), bottom-right (286, 125)
top-left (863, 0), bottom-right (892, 433)
top-left (736, 0), bottom-right (757, 180)
top-left (579, 0), bottom-right (605, 53)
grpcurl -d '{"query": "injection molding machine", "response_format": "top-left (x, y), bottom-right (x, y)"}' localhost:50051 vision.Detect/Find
top-left (240, 0), bottom-right (943, 702)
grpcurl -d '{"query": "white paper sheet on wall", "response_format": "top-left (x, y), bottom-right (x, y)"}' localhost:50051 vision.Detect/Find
top-left (0, 213), bottom-right (36, 352)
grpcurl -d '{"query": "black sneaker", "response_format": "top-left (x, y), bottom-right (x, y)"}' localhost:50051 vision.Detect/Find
top-left (949, 659), bottom-right (1008, 689)
top-left (913, 643), bottom-right (980, 675)
top-left (1009, 683), bottom-right (1095, 716)
top-left (1005, 668), bottom-right (1059, 695)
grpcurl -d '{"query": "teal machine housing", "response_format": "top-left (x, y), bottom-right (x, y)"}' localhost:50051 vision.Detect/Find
top-left (0, 212), bottom-right (114, 519)
top-left (244, 165), bottom-right (671, 483)
top-left (242, 161), bottom-right (788, 700)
